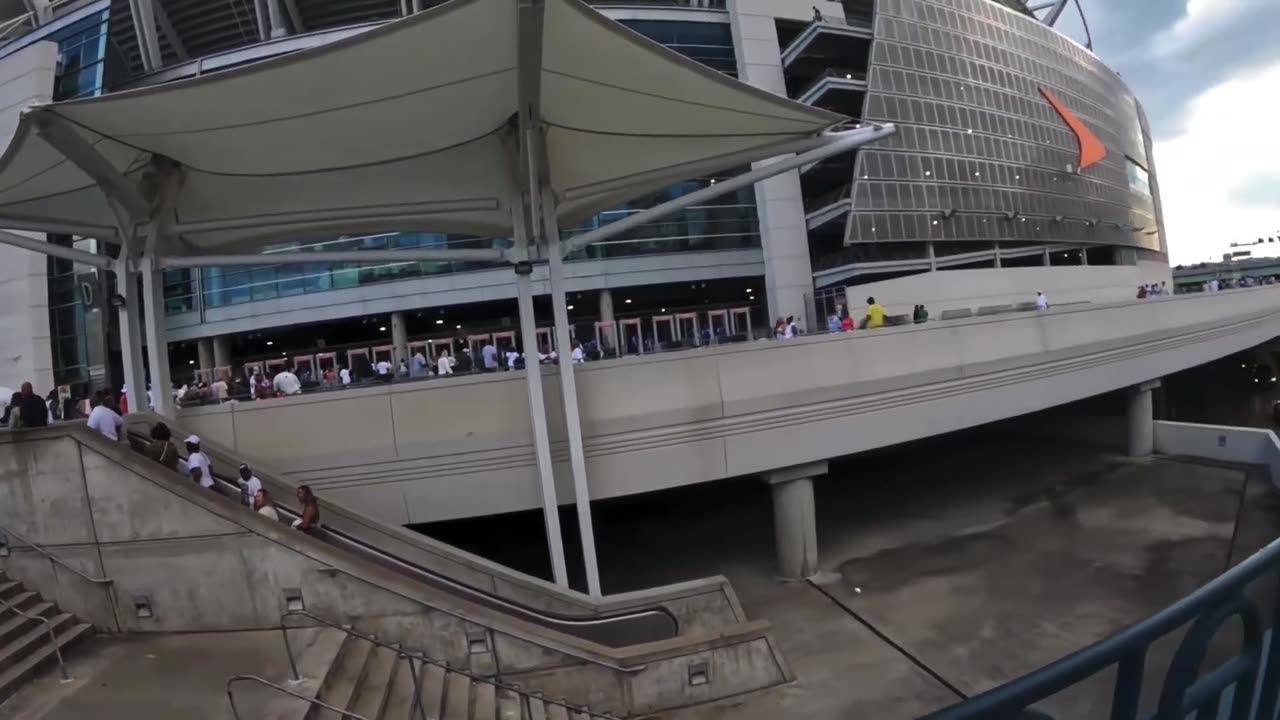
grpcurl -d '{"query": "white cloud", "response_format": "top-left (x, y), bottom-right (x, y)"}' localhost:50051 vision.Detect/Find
top-left (1155, 61), bottom-right (1280, 264)
top-left (1148, 0), bottom-right (1259, 58)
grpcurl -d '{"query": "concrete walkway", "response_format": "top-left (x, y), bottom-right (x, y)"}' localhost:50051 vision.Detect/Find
top-left (588, 432), bottom-right (1279, 719)
top-left (0, 630), bottom-right (317, 720)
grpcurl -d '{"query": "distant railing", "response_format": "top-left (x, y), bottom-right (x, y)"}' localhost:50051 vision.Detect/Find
top-left (919, 534), bottom-right (1280, 720)
top-left (585, 0), bottom-right (726, 8)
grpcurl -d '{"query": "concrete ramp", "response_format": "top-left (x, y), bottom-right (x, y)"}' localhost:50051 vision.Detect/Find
top-left (0, 424), bottom-right (790, 716)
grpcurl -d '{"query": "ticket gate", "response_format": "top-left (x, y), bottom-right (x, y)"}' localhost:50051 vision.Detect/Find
top-left (620, 317), bottom-right (643, 355)
top-left (707, 309), bottom-right (729, 343)
top-left (729, 307), bottom-right (752, 336)
top-left (651, 315), bottom-right (676, 350)
top-left (674, 312), bottom-right (700, 346)
top-left (293, 354), bottom-right (316, 381)
top-left (594, 321), bottom-right (619, 359)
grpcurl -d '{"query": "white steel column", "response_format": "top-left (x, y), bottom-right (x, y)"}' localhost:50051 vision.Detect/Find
top-left (514, 207), bottom-right (570, 589)
top-left (543, 186), bottom-right (602, 598)
top-left (140, 256), bottom-right (173, 416)
top-left (115, 266), bottom-right (147, 413)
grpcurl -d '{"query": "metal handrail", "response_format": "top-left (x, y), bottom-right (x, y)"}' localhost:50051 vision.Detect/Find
top-left (0, 594), bottom-right (69, 682)
top-left (0, 524), bottom-right (112, 587)
top-left (921, 533), bottom-right (1280, 719)
top-left (279, 610), bottom-right (619, 720)
top-left (226, 674), bottom-right (369, 720)
top-left (0, 523), bottom-right (119, 633)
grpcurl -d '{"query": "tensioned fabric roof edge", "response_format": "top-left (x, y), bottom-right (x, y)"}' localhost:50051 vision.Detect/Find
top-left (0, 0), bottom-right (850, 257)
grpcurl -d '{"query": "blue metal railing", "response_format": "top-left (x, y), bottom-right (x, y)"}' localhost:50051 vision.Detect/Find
top-left (919, 535), bottom-right (1280, 719)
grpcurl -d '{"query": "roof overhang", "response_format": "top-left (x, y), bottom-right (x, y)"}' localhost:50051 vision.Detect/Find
top-left (0, 0), bottom-right (847, 259)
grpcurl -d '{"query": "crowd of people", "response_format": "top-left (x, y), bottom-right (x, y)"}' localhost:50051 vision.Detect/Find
top-left (1137, 282), bottom-right (1170, 298)
top-left (0, 377), bottom-right (324, 537)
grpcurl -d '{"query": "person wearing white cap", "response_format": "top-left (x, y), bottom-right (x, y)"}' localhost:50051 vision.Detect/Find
top-left (183, 435), bottom-right (214, 490)
top-left (237, 463), bottom-right (262, 507)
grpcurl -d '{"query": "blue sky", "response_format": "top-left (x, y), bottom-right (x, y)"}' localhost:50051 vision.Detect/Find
top-left (1052, 0), bottom-right (1280, 264)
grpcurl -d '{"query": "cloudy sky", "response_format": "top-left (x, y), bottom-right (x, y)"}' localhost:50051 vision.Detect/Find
top-left (1052, 0), bottom-right (1280, 264)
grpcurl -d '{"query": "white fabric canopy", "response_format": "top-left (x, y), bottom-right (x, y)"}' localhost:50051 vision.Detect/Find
top-left (0, 0), bottom-right (844, 255)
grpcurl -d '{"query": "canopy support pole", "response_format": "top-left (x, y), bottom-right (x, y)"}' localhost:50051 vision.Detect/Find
top-left (140, 255), bottom-right (173, 416)
top-left (542, 183), bottom-right (602, 598)
top-left (558, 125), bottom-right (897, 259)
top-left (113, 259), bottom-right (148, 415)
top-left (513, 204), bottom-right (570, 589)
top-left (0, 229), bottom-right (110, 269)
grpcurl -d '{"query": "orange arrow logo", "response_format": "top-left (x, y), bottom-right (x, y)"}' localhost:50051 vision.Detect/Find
top-left (1039, 87), bottom-right (1106, 171)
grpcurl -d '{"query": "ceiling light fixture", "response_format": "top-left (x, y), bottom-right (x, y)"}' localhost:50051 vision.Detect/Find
top-left (435, 319), bottom-right (444, 325)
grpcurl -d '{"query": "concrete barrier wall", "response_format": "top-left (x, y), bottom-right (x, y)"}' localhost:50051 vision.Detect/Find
top-left (841, 262), bottom-right (1173, 319)
top-left (1154, 421), bottom-right (1280, 487)
top-left (180, 287), bottom-right (1280, 524)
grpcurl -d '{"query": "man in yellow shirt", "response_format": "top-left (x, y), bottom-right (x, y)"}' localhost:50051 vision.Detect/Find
top-left (864, 296), bottom-right (885, 329)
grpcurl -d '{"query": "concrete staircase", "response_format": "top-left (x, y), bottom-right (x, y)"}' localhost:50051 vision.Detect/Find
top-left (302, 632), bottom-right (615, 720)
top-left (0, 571), bottom-right (94, 703)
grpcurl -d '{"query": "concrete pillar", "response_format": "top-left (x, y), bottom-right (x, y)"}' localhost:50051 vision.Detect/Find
top-left (212, 335), bottom-right (232, 369)
top-left (197, 338), bottom-right (214, 371)
top-left (761, 461), bottom-right (826, 581)
top-left (391, 311), bottom-right (409, 368)
top-left (728, 1), bottom-right (814, 327)
top-left (1127, 380), bottom-right (1160, 457)
top-left (0, 43), bottom-right (56, 394)
top-left (599, 289), bottom-right (615, 325)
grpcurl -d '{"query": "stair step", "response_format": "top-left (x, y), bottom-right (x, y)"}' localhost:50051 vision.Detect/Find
top-left (308, 636), bottom-right (375, 720)
top-left (0, 581), bottom-right (21, 600)
top-left (0, 592), bottom-right (41, 616)
top-left (472, 681), bottom-right (496, 720)
top-left (0, 614), bottom-right (76, 678)
top-left (527, 695), bottom-right (548, 720)
top-left (0, 603), bottom-right (55, 645)
top-left (348, 644), bottom-right (398, 720)
top-left (380, 654), bottom-right (418, 720)
top-left (545, 702), bottom-right (570, 720)
top-left (418, 663), bottom-right (447, 720)
top-left (0, 622), bottom-right (92, 705)
top-left (442, 672), bottom-right (471, 720)
top-left (496, 687), bottom-right (521, 720)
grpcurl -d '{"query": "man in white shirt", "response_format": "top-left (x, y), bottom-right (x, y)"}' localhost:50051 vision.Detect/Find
top-left (183, 435), bottom-right (214, 489)
top-left (210, 377), bottom-right (228, 402)
top-left (237, 463), bottom-right (263, 507)
top-left (272, 368), bottom-right (302, 396)
top-left (339, 367), bottom-right (352, 385)
top-left (86, 397), bottom-right (124, 441)
top-left (375, 359), bottom-right (392, 379)
top-left (1035, 291), bottom-right (1049, 311)
top-left (481, 343), bottom-right (498, 372)
top-left (411, 351), bottom-right (428, 377)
